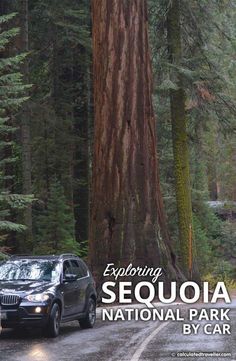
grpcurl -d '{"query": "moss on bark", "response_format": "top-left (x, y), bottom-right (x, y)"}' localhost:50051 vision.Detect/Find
top-left (167, 0), bottom-right (195, 276)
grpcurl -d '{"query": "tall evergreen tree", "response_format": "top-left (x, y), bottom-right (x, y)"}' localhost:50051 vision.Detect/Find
top-left (89, 0), bottom-right (180, 289)
top-left (166, 0), bottom-right (194, 277)
top-left (17, 0), bottom-right (33, 252)
top-left (0, 11), bottom-right (32, 249)
top-left (149, 0), bottom-right (236, 279)
top-left (34, 178), bottom-right (78, 254)
top-left (28, 0), bottom-right (91, 249)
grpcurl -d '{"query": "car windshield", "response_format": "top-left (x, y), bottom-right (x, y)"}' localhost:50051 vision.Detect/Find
top-left (0, 259), bottom-right (61, 282)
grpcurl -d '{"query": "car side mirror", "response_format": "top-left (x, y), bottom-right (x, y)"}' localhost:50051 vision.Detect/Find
top-left (63, 273), bottom-right (77, 282)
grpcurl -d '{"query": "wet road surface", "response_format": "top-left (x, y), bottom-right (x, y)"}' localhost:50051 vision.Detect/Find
top-left (0, 300), bottom-right (235, 361)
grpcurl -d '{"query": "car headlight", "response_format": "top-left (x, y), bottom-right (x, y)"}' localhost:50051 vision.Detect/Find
top-left (25, 293), bottom-right (50, 302)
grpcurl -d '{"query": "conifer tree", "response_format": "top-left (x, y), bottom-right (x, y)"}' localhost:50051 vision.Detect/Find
top-left (149, 0), bottom-right (236, 279)
top-left (0, 12), bottom-right (32, 249)
top-left (166, 0), bottom-right (194, 277)
top-left (28, 0), bottom-right (91, 248)
top-left (34, 179), bottom-right (78, 254)
top-left (89, 0), bottom-right (180, 289)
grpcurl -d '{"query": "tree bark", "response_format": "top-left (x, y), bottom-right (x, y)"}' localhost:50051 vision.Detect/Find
top-left (89, 0), bottom-right (180, 291)
top-left (167, 0), bottom-right (196, 277)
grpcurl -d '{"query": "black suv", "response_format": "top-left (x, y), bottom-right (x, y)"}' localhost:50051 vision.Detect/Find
top-left (0, 254), bottom-right (97, 337)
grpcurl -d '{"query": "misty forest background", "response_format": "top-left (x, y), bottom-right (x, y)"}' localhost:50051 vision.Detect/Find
top-left (0, 0), bottom-right (235, 288)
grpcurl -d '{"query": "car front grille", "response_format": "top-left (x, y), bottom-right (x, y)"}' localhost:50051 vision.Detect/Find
top-left (0, 295), bottom-right (20, 306)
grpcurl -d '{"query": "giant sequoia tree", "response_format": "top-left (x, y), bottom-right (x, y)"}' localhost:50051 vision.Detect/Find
top-left (89, 0), bottom-right (179, 288)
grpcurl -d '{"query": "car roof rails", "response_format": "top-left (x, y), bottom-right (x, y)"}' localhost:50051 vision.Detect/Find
top-left (59, 253), bottom-right (78, 259)
top-left (10, 254), bottom-right (32, 258)
top-left (9, 254), bottom-right (55, 259)
top-left (8, 253), bottom-right (79, 260)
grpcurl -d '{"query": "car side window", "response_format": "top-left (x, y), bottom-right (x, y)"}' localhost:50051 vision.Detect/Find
top-left (70, 259), bottom-right (88, 279)
top-left (63, 260), bottom-right (72, 277)
top-left (78, 261), bottom-right (88, 277)
top-left (70, 260), bottom-right (83, 278)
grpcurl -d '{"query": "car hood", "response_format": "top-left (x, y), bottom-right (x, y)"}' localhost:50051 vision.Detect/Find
top-left (0, 280), bottom-right (56, 296)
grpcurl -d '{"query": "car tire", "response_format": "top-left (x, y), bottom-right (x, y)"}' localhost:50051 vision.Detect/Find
top-left (45, 303), bottom-right (61, 338)
top-left (79, 298), bottom-right (96, 329)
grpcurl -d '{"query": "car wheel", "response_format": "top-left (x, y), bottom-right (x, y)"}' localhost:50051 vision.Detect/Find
top-left (45, 303), bottom-right (61, 338)
top-left (79, 298), bottom-right (96, 329)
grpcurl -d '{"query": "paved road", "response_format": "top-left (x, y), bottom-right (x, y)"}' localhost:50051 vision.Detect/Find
top-left (0, 300), bottom-right (235, 361)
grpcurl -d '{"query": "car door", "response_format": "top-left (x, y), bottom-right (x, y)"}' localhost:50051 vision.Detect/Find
top-left (70, 259), bottom-right (88, 314)
top-left (61, 260), bottom-right (77, 317)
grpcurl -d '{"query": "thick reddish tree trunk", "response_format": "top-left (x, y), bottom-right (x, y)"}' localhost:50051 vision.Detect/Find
top-left (89, 0), bottom-right (179, 290)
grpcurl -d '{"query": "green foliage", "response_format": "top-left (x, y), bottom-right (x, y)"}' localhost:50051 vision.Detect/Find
top-left (192, 213), bottom-right (211, 274)
top-left (28, 0), bottom-right (92, 249)
top-left (148, 0), bottom-right (236, 283)
top-left (204, 261), bottom-right (236, 290)
top-left (213, 221), bottom-right (236, 260)
top-left (0, 12), bottom-right (31, 245)
top-left (0, 193), bottom-right (34, 209)
top-left (0, 220), bottom-right (26, 233)
top-left (34, 179), bottom-right (80, 255)
top-left (208, 220), bottom-right (236, 289)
